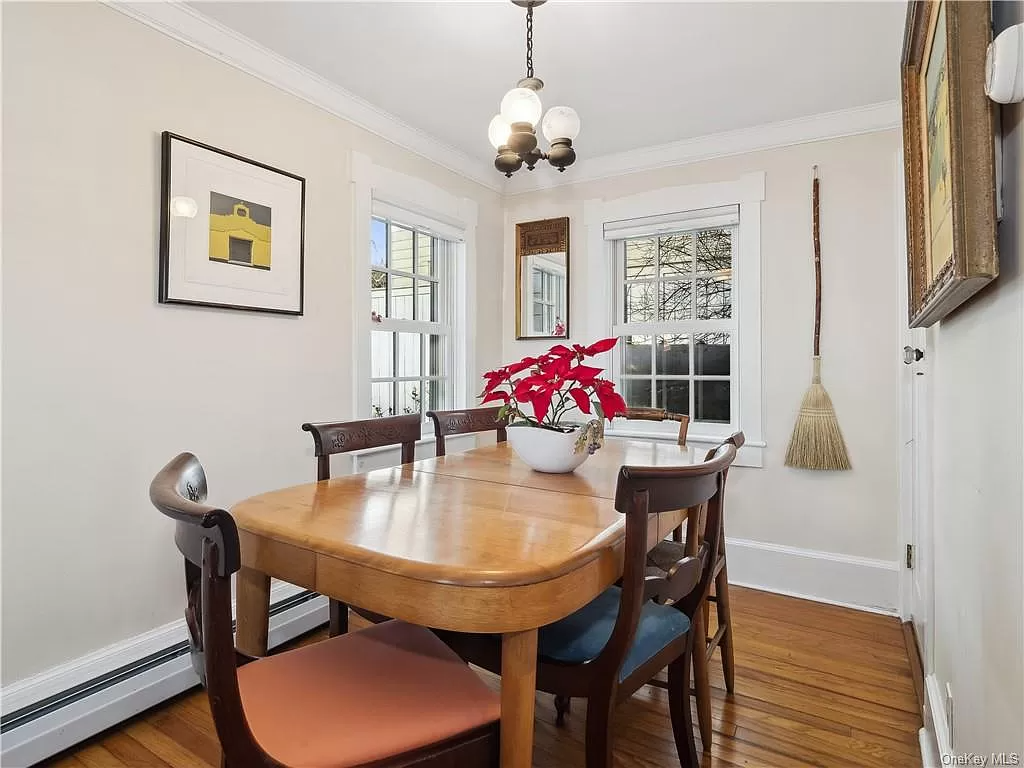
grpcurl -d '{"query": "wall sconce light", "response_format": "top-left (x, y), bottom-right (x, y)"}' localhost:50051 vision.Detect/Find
top-left (170, 196), bottom-right (198, 218)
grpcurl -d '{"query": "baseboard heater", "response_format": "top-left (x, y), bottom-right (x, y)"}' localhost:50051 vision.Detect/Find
top-left (1, 590), bottom-right (328, 767)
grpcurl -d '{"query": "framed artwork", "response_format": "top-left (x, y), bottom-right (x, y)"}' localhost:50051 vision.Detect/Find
top-left (159, 132), bottom-right (305, 314)
top-left (901, 1), bottom-right (997, 328)
top-left (515, 217), bottom-right (570, 339)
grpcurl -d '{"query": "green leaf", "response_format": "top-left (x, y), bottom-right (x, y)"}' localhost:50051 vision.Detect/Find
top-left (593, 400), bottom-right (605, 421)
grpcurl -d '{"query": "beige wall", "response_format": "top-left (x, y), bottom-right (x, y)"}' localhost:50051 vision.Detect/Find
top-left (0, 3), bottom-right (503, 684)
top-left (504, 131), bottom-right (903, 565)
top-left (929, 1), bottom-right (1024, 753)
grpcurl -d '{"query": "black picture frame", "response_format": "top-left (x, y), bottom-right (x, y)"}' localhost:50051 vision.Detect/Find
top-left (159, 131), bottom-right (306, 315)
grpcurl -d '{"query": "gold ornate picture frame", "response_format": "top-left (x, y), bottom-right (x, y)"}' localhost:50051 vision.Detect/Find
top-left (901, 0), bottom-right (998, 328)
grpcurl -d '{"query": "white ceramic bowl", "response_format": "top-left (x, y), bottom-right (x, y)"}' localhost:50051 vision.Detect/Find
top-left (506, 424), bottom-right (590, 473)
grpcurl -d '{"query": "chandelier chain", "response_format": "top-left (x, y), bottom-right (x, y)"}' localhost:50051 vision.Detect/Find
top-left (526, 4), bottom-right (534, 78)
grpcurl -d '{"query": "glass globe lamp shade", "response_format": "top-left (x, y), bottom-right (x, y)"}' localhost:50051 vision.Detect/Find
top-left (500, 87), bottom-right (543, 127)
top-left (487, 115), bottom-right (512, 149)
top-left (541, 106), bottom-right (581, 142)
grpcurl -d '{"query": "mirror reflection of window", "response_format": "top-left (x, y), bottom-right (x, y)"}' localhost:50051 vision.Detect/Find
top-left (516, 218), bottom-right (570, 339)
top-left (528, 258), bottom-right (566, 336)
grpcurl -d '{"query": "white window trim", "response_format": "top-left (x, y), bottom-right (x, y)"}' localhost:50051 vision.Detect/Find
top-left (583, 172), bottom-right (765, 468)
top-left (351, 151), bottom-right (478, 433)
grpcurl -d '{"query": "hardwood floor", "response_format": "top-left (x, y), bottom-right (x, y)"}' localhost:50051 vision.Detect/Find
top-left (42, 587), bottom-right (922, 768)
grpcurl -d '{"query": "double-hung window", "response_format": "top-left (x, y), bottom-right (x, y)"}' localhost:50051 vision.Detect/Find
top-left (369, 214), bottom-right (455, 419)
top-left (609, 205), bottom-right (739, 427)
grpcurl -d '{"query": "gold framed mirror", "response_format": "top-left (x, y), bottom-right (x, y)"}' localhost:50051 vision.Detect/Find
top-left (515, 217), bottom-right (570, 339)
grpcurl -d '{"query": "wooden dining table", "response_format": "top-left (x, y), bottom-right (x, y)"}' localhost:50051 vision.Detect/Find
top-left (231, 438), bottom-right (699, 768)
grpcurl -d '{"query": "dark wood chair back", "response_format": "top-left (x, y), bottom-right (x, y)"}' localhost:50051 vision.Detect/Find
top-left (622, 407), bottom-right (690, 446)
top-left (425, 407), bottom-right (508, 457)
top-left (148, 452), bottom-right (269, 766)
top-left (301, 414), bottom-right (421, 480)
top-left (598, 443), bottom-right (737, 680)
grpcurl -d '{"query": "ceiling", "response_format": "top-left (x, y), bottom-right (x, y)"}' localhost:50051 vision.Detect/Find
top-left (189, 1), bottom-right (907, 165)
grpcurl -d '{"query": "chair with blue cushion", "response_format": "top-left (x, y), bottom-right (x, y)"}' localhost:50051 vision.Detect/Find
top-left (442, 441), bottom-right (736, 767)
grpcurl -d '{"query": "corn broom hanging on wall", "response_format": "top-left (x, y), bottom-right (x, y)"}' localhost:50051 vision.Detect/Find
top-left (785, 166), bottom-right (851, 471)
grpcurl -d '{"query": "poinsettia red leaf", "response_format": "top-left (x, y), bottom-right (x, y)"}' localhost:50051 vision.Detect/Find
top-left (532, 389), bottom-right (553, 423)
top-left (481, 390), bottom-right (510, 404)
top-left (583, 338), bottom-right (619, 356)
top-left (564, 365), bottom-right (603, 382)
top-left (568, 388), bottom-right (592, 414)
top-left (506, 357), bottom-right (539, 375)
top-left (514, 380), bottom-right (536, 400)
top-left (597, 389), bottom-right (628, 422)
top-left (548, 344), bottom-right (574, 357)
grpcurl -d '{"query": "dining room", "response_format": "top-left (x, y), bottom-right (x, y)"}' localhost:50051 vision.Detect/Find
top-left (2, 1), bottom-right (1023, 767)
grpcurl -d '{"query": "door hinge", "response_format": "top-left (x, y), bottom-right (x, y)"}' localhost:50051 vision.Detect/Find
top-left (906, 544), bottom-right (914, 569)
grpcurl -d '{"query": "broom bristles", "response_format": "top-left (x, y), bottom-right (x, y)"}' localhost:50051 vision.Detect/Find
top-left (785, 359), bottom-right (851, 471)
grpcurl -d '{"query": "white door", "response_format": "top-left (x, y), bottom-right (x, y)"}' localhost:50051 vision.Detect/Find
top-left (895, 148), bottom-right (934, 671)
top-left (901, 326), bottom-right (934, 669)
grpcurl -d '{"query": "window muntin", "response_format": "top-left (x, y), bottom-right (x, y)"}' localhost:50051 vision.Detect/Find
top-left (369, 216), bottom-right (452, 418)
top-left (614, 225), bottom-right (737, 425)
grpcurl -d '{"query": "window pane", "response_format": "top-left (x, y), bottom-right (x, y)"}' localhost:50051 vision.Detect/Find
top-left (622, 378), bottom-right (653, 408)
top-left (371, 382), bottom-right (394, 418)
top-left (624, 282), bottom-right (655, 322)
top-left (695, 229), bottom-right (732, 273)
top-left (397, 381), bottom-right (421, 416)
top-left (696, 276), bottom-right (731, 319)
top-left (659, 281), bottom-right (692, 321)
top-left (417, 279), bottom-right (436, 322)
top-left (694, 333), bottom-right (731, 375)
top-left (389, 274), bottom-right (414, 320)
top-left (659, 233), bottom-right (692, 276)
top-left (694, 380), bottom-right (730, 423)
top-left (371, 331), bottom-right (394, 378)
top-left (656, 335), bottom-right (689, 376)
top-left (397, 332), bottom-right (421, 378)
top-left (656, 379), bottom-right (689, 415)
top-left (423, 379), bottom-right (445, 412)
top-left (427, 335), bottom-right (444, 377)
top-left (417, 234), bottom-right (434, 276)
top-left (371, 270), bottom-right (387, 317)
top-left (625, 238), bottom-right (656, 279)
top-left (390, 224), bottom-right (414, 273)
top-left (622, 335), bottom-right (652, 375)
top-left (371, 218), bottom-right (387, 267)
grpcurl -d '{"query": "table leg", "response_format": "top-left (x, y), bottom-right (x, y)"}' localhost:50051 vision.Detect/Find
top-left (500, 629), bottom-right (538, 768)
top-left (236, 567), bottom-right (270, 656)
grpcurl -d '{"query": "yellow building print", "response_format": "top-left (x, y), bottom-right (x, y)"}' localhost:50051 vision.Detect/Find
top-left (209, 191), bottom-right (272, 270)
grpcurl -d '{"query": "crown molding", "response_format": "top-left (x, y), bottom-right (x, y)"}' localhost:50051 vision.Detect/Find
top-left (105, 1), bottom-right (503, 194)
top-left (104, 1), bottom-right (899, 199)
top-left (505, 100), bottom-right (902, 195)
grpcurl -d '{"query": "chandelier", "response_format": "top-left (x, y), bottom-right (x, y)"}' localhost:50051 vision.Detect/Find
top-left (488, 0), bottom-right (580, 177)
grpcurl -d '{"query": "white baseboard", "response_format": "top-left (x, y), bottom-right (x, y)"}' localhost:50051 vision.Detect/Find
top-left (0, 584), bottom-right (328, 767)
top-left (725, 537), bottom-right (901, 615)
top-left (924, 673), bottom-right (953, 763)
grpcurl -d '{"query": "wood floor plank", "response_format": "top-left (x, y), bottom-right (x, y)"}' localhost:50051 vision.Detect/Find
top-left (43, 587), bottom-right (922, 768)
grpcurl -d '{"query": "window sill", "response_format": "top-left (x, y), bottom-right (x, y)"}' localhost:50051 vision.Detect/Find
top-left (604, 427), bottom-right (764, 468)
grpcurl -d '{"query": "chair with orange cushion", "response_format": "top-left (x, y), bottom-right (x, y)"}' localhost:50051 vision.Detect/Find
top-left (149, 452), bottom-right (500, 768)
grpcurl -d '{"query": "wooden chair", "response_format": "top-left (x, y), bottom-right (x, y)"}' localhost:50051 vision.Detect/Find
top-left (148, 452), bottom-right (500, 768)
top-left (425, 407), bottom-right (507, 457)
top-left (301, 414), bottom-right (421, 636)
top-left (647, 431), bottom-right (745, 751)
top-left (623, 407), bottom-right (690, 448)
top-left (623, 408), bottom-right (690, 543)
top-left (443, 442), bottom-right (737, 767)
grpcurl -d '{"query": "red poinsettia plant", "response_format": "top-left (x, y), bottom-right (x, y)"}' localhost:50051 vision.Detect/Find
top-left (480, 338), bottom-right (628, 431)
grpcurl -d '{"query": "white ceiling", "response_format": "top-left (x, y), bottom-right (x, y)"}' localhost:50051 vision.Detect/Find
top-left (189, 1), bottom-right (906, 164)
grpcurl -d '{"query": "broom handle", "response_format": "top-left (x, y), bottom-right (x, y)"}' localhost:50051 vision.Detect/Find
top-left (812, 166), bottom-right (821, 358)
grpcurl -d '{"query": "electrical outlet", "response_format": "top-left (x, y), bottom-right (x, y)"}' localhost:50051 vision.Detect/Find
top-left (945, 682), bottom-right (954, 749)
